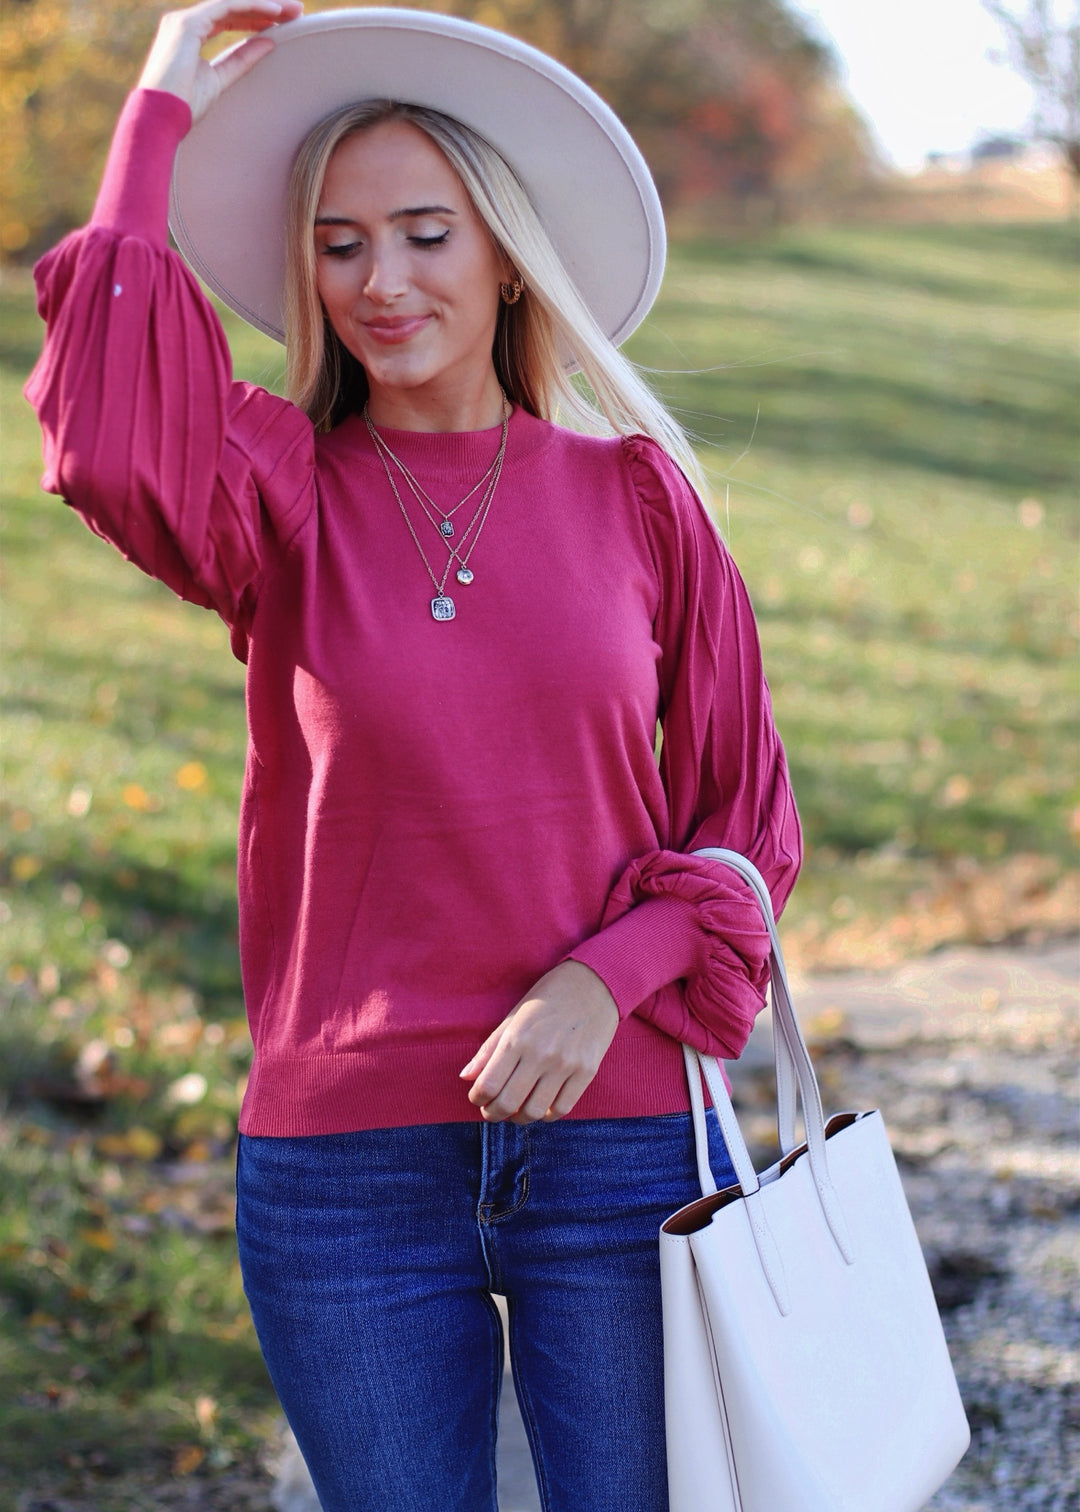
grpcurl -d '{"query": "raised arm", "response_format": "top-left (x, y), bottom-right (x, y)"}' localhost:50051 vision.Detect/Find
top-left (137, 0), bottom-right (303, 123)
top-left (24, 1), bottom-right (312, 630)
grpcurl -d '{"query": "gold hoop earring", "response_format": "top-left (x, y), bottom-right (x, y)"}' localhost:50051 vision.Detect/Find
top-left (500, 277), bottom-right (524, 305)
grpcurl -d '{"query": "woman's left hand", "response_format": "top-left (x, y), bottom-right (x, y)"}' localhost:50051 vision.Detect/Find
top-left (460, 961), bottom-right (619, 1125)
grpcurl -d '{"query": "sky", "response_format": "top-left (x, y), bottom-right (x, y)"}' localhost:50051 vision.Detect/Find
top-left (789, 0), bottom-right (1040, 170)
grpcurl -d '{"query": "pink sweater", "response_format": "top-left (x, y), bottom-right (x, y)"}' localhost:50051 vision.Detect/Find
top-left (26, 90), bottom-right (802, 1135)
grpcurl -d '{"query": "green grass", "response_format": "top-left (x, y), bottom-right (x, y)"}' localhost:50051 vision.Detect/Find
top-left (634, 220), bottom-right (1079, 955)
top-left (1, 217), bottom-right (1077, 1502)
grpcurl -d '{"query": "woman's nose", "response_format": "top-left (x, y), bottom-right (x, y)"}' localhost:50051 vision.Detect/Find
top-left (362, 245), bottom-right (409, 304)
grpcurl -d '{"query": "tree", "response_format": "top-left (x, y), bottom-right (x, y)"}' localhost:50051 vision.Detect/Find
top-left (340, 0), bottom-right (877, 218)
top-left (984, 0), bottom-right (1080, 176)
top-left (0, 0), bottom-right (874, 261)
top-left (0, 0), bottom-right (158, 258)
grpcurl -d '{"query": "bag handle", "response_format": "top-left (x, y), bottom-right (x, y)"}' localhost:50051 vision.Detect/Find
top-left (694, 847), bottom-right (798, 1152)
top-left (686, 849), bottom-right (854, 1274)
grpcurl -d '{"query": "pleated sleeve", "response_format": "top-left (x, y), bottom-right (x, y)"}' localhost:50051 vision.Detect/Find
top-left (23, 89), bottom-right (315, 639)
top-left (568, 436), bottom-right (802, 1060)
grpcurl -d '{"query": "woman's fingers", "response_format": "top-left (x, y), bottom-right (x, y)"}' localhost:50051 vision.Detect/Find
top-left (461, 961), bottom-right (619, 1124)
top-left (462, 1034), bottom-right (523, 1115)
top-left (209, 33), bottom-right (276, 93)
top-left (508, 1075), bottom-right (571, 1126)
top-left (206, 2), bottom-right (303, 37)
top-left (138, 0), bottom-right (302, 120)
top-left (458, 1027), bottom-right (499, 1082)
top-left (474, 1053), bottom-right (568, 1125)
top-left (544, 1069), bottom-right (595, 1121)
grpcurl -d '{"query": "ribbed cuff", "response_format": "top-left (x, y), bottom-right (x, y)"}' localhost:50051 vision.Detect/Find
top-left (566, 895), bottom-right (704, 1020)
top-left (92, 89), bottom-right (193, 244)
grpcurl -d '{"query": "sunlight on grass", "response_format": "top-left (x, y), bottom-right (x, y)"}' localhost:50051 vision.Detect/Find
top-left (1, 216), bottom-right (1077, 1500)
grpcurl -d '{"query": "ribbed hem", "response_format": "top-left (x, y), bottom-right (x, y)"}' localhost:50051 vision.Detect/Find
top-left (92, 89), bottom-right (192, 243)
top-left (238, 1020), bottom-right (721, 1136)
top-left (567, 895), bottom-right (703, 1019)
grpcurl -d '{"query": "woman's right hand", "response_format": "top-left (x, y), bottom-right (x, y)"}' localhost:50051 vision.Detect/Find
top-left (138, 0), bottom-right (303, 122)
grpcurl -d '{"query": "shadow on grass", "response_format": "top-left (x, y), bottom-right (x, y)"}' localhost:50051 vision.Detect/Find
top-left (3, 636), bottom-right (246, 727)
top-left (0, 1018), bottom-right (75, 1110)
top-left (755, 596), bottom-right (1074, 666)
top-left (673, 220), bottom-right (1078, 298)
top-left (928, 220), bottom-right (1080, 268)
top-left (648, 336), bottom-right (1076, 492)
top-left (0, 278), bottom-right (47, 376)
top-left (0, 1326), bottom-right (275, 1478)
top-left (86, 862), bottom-right (241, 1004)
top-left (5, 843), bottom-right (244, 1021)
top-left (790, 759), bottom-right (1069, 866)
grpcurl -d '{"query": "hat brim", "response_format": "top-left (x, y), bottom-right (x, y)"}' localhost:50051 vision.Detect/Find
top-left (168, 7), bottom-right (666, 347)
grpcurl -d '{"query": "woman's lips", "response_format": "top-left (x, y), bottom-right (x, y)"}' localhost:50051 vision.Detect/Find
top-left (363, 315), bottom-right (432, 345)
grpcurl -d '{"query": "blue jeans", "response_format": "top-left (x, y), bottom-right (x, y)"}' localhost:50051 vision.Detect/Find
top-left (236, 1112), bottom-right (736, 1512)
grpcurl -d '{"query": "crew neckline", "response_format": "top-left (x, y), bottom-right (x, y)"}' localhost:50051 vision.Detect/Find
top-left (332, 404), bottom-right (556, 476)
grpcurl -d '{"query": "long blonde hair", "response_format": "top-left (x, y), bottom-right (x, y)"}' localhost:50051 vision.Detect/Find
top-left (284, 101), bottom-right (703, 489)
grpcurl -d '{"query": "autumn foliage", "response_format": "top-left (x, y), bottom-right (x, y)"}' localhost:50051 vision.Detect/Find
top-left (0, 0), bottom-right (158, 258)
top-left (0, 0), bottom-right (875, 261)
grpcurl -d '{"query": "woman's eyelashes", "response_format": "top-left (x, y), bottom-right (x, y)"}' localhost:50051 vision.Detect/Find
top-left (318, 229), bottom-right (450, 258)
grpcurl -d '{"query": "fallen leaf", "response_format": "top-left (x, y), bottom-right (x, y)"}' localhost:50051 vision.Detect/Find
top-left (176, 761), bottom-right (208, 791)
top-left (66, 786), bottom-right (92, 817)
top-left (96, 1126), bottom-right (163, 1161)
top-left (78, 1227), bottom-right (115, 1252)
top-left (195, 1395), bottom-right (217, 1433)
top-left (940, 774), bottom-right (973, 808)
top-left (173, 1444), bottom-right (205, 1476)
top-left (165, 1073), bottom-right (208, 1107)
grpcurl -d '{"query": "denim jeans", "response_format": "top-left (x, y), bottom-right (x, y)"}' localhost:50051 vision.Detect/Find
top-left (236, 1112), bottom-right (736, 1512)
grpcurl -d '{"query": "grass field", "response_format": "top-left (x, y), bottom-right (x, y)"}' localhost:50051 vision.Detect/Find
top-left (1, 216), bottom-right (1077, 1503)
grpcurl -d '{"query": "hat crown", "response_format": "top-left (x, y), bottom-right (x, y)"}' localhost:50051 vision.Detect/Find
top-left (169, 7), bottom-right (665, 346)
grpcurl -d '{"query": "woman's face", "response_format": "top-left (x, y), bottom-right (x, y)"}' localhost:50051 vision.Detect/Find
top-left (314, 120), bottom-right (508, 425)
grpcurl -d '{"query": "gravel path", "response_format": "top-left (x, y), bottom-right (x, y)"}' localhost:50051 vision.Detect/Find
top-left (270, 941), bottom-right (1080, 1512)
top-left (788, 940), bottom-right (1080, 1512)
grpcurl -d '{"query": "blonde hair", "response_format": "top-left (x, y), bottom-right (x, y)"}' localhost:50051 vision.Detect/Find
top-left (284, 101), bottom-right (704, 489)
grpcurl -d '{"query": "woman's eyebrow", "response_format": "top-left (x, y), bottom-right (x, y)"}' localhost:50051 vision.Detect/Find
top-left (314, 206), bottom-right (458, 228)
top-left (390, 205), bottom-right (458, 221)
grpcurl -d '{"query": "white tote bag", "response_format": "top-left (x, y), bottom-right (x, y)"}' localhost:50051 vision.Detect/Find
top-left (660, 849), bottom-right (970, 1512)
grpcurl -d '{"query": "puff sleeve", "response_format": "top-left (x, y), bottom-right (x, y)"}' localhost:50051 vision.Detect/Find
top-left (567, 435), bottom-right (802, 1060)
top-left (23, 89), bottom-right (316, 644)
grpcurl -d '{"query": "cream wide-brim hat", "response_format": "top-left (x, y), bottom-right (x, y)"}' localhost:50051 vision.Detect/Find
top-left (168, 7), bottom-right (666, 347)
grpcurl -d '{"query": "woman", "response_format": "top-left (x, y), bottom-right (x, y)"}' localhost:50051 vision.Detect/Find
top-left (26, 3), bottom-right (801, 1509)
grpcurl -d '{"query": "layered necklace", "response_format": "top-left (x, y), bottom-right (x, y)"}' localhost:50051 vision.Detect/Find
top-left (364, 397), bottom-right (509, 622)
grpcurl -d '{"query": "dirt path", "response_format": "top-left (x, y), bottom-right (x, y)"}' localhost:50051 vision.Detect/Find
top-left (754, 940), bottom-right (1079, 1512)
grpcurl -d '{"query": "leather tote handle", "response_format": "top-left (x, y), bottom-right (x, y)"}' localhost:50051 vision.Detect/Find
top-left (685, 849), bottom-right (854, 1278)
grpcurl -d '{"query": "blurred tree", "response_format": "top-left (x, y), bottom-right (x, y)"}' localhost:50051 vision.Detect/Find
top-left (0, 0), bottom-right (873, 260)
top-left (306, 0), bottom-right (877, 219)
top-left (0, 0), bottom-right (159, 257)
top-left (984, 0), bottom-right (1080, 176)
